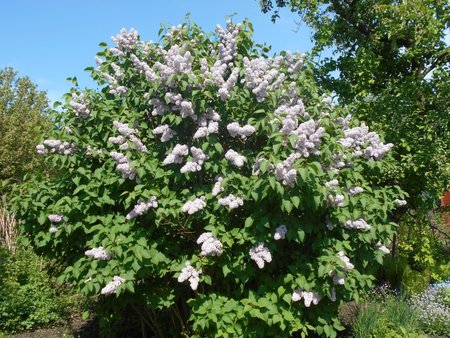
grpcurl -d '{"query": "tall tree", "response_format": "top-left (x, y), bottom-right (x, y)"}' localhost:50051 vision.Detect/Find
top-left (0, 67), bottom-right (51, 184)
top-left (260, 0), bottom-right (450, 210)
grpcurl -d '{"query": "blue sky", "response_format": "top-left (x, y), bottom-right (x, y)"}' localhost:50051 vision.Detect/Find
top-left (0, 0), bottom-right (317, 104)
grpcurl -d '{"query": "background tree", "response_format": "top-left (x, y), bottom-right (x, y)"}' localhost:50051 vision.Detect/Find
top-left (0, 67), bottom-right (51, 185)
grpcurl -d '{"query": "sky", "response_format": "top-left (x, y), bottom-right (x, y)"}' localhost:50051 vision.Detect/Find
top-left (0, 0), bottom-right (317, 104)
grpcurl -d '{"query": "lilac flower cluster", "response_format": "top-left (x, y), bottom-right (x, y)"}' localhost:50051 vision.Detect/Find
top-left (218, 194), bottom-right (243, 209)
top-left (182, 196), bottom-right (206, 214)
top-left (110, 121), bottom-right (148, 153)
top-left (85, 247), bottom-right (112, 260)
top-left (48, 214), bottom-right (64, 223)
top-left (226, 122), bottom-right (256, 139)
top-left (178, 261), bottom-right (202, 290)
top-left (274, 153), bottom-right (301, 187)
top-left (273, 225), bottom-right (287, 240)
top-left (215, 20), bottom-right (240, 64)
top-left (126, 197), bottom-right (158, 220)
top-left (180, 147), bottom-right (209, 173)
top-left (291, 288), bottom-right (321, 307)
top-left (348, 186), bottom-right (364, 196)
top-left (211, 177), bottom-right (224, 196)
top-left (394, 199), bottom-right (407, 206)
top-left (109, 151), bottom-right (137, 181)
top-left (165, 92), bottom-right (196, 120)
top-left (193, 108), bottom-right (220, 139)
top-left (155, 45), bottom-right (192, 86)
top-left (36, 139), bottom-right (76, 155)
top-left (152, 124), bottom-right (177, 142)
top-left (163, 144), bottom-right (189, 165)
top-left (111, 28), bottom-right (139, 53)
top-left (101, 276), bottom-right (126, 295)
top-left (249, 242), bottom-right (272, 269)
top-left (196, 232), bottom-right (223, 256)
top-left (376, 242), bottom-right (390, 254)
top-left (103, 67), bottom-right (128, 97)
top-left (69, 93), bottom-right (91, 119)
top-left (344, 218), bottom-right (371, 230)
top-left (148, 98), bottom-right (169, 116)
top-left (130, 53), bottom-right (158, 81)
top-left (338, 123), bottom-right (393, 160)
top-left (225, 149), bottom-right (246, 167)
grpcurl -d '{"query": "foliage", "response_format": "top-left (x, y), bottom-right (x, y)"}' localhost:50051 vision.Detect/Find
top-left (260, 0), bottom-right (450, 211)
top-left (0, 67), bottom-right (51, 185)
top-left (0, 244), bottom-right (79, 333)
top-left (12, 20), bottom-right (406, 337)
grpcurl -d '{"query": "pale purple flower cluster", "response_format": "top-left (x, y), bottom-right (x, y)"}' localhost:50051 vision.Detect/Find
top-left (212, 177), bottom-right (224, 196)
top-left (328, 194), bottom-right (345, 207)
top-left (111, 28), bottom-right (139, 52)
top-left (103, 72), bottom-right (128, 97)
top-left (155, 45), bottom-right (192, 86)
top-left (36, 140), bottom-right (76, 155)
top-left (110, 62), bottom-right (123, 78)
top-left (180, 147), bottom-right (209, 173)
top-left (148, 98), bottom-right (169, 116)
top-left (338, 123), bottom-right (393, 160)
top-left (225, 149), bottom-right (246, 167)
top-left (273, 225), bottom-right (287, 240)
top-left (110, 121), bottom-right (148, 153)
top-left (181, 196), bottom-right (206, 214)
top-left (193, 108), bottom-right (220, 139)
top-left (48, 214), bottom-right (64, 223)
top-left (109, 151), bottom-right (137, 180)
top-left (69, 93), bottom-right (91, 119)
top-left (49, 226), bottom-right (58, 234)
top-left (218, 68), bottom-right (239, 101)
top-left (376, 242), bottom-right (390, 254)
top-left (274, 153), bottom-right (301, 187)
top-left (292, 288), bottom-right (321, 307)
top-left (126, 197), bottom-right (158, 220)
top-left (348, 186), bottom-right (364, 196)
top-left (344, 218), bottom-right (371, 230)
top-left (101, 276), bottom-right (126, 295)
top-left (163, 144), bottom-right (189, 165)
top-left (215, 20), bottom-right (240, 64)
top-left (178, 261), bottom-right (202, 290)
top-left (287, 53), bottom-right (306, 75)
top-left (218, 194), bottom-right (243, 209)
top-left (249, 242), bottom-right (272, 269)
top-left (394, 199), bottom-right (407, 206)
top-left (196, 232), bottom-right (223, 256)
top-left (291, 120), bottom-right (325, 157)
top-left (85, 247), bottom-right (112, 260)
top-left (325, 179), bottom-right (339, 191)
top-left (165, 92), bottom-right (196, 120)
top-left (328, 270), bottom-right (346, 285)
top-left (337, 251), bottom-right (355, 271)
top-left (226, 122), bottom-right (256, 139)
top-left (152, 124), bottom-right (177, 142)
top-left (130, 54), bottom-right (158, 81)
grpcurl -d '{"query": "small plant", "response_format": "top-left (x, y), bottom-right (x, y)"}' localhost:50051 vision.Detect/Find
top-left (409, 283), bottom-right (450, 336)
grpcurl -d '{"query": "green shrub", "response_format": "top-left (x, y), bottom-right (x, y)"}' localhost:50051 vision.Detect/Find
top-left (12, 20), bottom-right (406, 337)
top-left (0, 244), bottom-right (79, 333)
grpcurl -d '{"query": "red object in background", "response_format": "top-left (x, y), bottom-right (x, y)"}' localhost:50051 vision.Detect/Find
top-left (441, 192), bottom-right (450, 227)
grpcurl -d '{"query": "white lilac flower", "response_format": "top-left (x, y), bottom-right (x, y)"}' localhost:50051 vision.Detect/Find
top-left (48, 214), bottom-right (64, 223)
top-left (148, 98), bottom-right (169, 116)
top-left (273, 153), bottom-right (301, 187)
top-left (291, 288), bottom-right (321, 307)
top-left (49, 226), bottom-right (58, 234)
top-left (108, 136), bottom-right (126, 145)
top-left (111, 28), bottom-right (139, 52)
top-left (348, 186), bottom-right (364, 196)
top-left (337, 251), bottom-right (354, 271)
top-left (113, 121), bottom-right (137, 137)
top-left (152, 124), bottom-right (176, 142)
top-left (212, 177), bottom-right (224, 196)
top-left (37, 139), bottom-right (76, 155)
top-left (328, 270), bottom-right (345, 285)
top-left (344, 218), bottom-right (371, 230)
top-left (328, 194), bottom-right (344, 207)
top-left (196, 232), bottom-right (223, 256)
top-left (155, 45), bottom-right (192, 86)
top-left (394, 199), bottom-right (407, 206)
top-left (126, 197), bottom-right (158, 219)
top-left (325, 179), bottom-right (339, 191)
top-left (274, 225), bottom-right (287, 240)
top-left (101, 276), bottom-right (126, 295)
top-left (85, 247), bottom-right (112, 260)
top-left (178, 261), bottom-right (202, 290)
top-left (181, 196), bottom-right (206, 215)
top-left (226, 122), bottom-right (256, 139)
top-left (291, 119), bottom-right (324, 157)
top-left (376, 242), bottom-right (390, 254)
top-left (130, 54), bottom-right (158, 81)
top-left (163, 144), bottom-right (189, 165)
top-left (218, 194), bottom-right (243, 209)
top-left (225, 149), bottom-right (246, 167)
top-left (110, 151), bottom-right (137, 180)
top-left (69, 93), bottom-right (91, 119)
top-left (249, 242), bottom-right (272, 269)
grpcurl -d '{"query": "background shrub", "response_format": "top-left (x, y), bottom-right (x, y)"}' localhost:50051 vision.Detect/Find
top-left (13, 20), bottom-right (406, 337)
